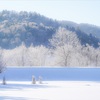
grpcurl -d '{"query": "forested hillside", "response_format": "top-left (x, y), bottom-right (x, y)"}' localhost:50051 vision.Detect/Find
top-left (0, 10), bottom-right (99, 49)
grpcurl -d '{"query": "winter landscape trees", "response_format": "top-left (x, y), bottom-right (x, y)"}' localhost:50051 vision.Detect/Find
top-left (0, 10), bottom-right (100, 67)
top-left (1, 27), bottom-right (100, 67)
top-left (0, 49), bottom-right (6, 73)
top-left (49, 27), bottom-right (81, 66)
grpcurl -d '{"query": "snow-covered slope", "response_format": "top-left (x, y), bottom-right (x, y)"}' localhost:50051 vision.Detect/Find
top-left (0, 68), bottom-right (100, 100)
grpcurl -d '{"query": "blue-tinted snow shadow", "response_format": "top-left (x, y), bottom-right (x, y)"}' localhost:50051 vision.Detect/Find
top-left (0, 96), bottom-right (45, 100)
top-left (0, 96), bottom-right (30, 100)
top-left (1, 68), bottom-right (100, 82)
top-left (0, 82), bottom-right (59, 90)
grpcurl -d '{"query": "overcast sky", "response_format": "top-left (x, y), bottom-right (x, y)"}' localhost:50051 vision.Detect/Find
top-left (0, 0), bottom-right (100, 26)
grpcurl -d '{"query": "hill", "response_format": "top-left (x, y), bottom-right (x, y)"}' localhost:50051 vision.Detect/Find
top-left (0, 10), bottom-right (100, 49)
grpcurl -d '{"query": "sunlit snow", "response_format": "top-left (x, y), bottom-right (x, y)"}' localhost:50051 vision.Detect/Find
top-left (0, 68), bottom-right (100, 100)
top-left (0, 81), bottom-right (100, 100)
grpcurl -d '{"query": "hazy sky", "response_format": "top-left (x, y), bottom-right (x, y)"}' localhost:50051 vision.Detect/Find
top-left (0, 0), bottom-right (100, 26)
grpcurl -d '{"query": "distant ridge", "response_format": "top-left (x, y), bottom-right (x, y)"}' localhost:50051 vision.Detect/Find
top-left (0, 10), bottom-right (99, 49)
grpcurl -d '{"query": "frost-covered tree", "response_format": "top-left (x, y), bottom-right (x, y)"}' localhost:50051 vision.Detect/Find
top-left (80, 44), bottom-right (96, 66)
top-left (16, 42), bottom-right (30, 66)
top-left (3, 43), bottom-right (49, 66)
top-left (7, 42), bottom-right (30, 66)
top-left (28, 45), bottom-right (49, 66)
top-left (0, 49), bottom-right (6, 73)
top-left (94, 48), bottom-right (100, 67)
top-left (53, 45), bottom-right (73, 66)
top-left (50, 27), bottom-right (81, 66)
top-left (50, 27), bottom-right (80, 48)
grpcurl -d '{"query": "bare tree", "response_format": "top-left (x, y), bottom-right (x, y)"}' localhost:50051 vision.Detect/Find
top-left (0, 49), bottom-right (6, 73)
top-left (50, 27), bottom-right (81, 66)
top-left (0, 49), bottom-right (6, 85)
top-left (15, 42), bottom-right (29, 66)
top-left (50, 27), bottom-right (80, 48)
top-left (28, 45), bottom-right (49, 66)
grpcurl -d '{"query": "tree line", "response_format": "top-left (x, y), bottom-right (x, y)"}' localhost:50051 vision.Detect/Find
top-left (0, 27), bottom-right (100, 67)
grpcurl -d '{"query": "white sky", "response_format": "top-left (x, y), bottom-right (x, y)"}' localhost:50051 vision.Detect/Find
top-left (0, 0), bottom-right (100, 26)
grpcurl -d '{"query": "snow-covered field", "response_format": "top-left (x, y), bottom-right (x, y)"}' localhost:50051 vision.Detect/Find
top-left (0, 68), bottom-right (100, 100)
top-left (0, 81), bottom-right (100, 100)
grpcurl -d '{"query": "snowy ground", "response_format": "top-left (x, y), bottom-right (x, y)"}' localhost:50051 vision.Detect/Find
top-left (0, 81), bottom-right (100, 100)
